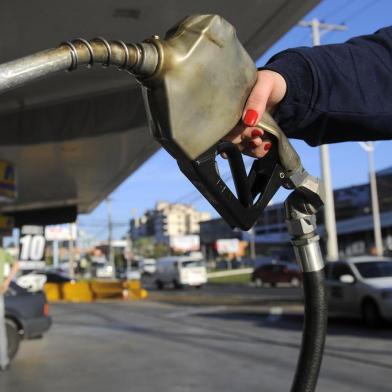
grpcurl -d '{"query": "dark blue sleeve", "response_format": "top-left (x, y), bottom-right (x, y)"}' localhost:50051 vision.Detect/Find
top-left (262, 27), bottom-right (392, 146)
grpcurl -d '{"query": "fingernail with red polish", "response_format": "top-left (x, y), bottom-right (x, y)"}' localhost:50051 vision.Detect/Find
top-left (251, 129), bottom-right (263, 138)
top-left (264, 143), bottom-right (272, 152)
top-left (244, 109), bottom-right (258, 126)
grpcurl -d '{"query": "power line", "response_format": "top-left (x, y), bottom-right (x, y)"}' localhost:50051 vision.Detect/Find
top-left (320, 0), bottom-right (352, 22)
top-left (340, 0), bottom-right (380, 23)
top-left (78, 223), bottom-right (129, 228)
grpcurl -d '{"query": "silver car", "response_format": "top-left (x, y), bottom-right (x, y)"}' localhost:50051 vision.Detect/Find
top-left (325, 256), bottom-right (392, 326)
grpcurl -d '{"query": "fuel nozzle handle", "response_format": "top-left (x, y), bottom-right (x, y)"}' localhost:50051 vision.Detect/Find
top-left (257, 112), bottom-right (302, 175)
top-left (255, 111), bottom-right (323, 215)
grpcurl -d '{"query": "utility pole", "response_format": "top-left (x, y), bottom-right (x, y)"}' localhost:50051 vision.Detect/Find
top-left (68, 223), bottom-right (75, 280)
top-left (359, 142), bottom-right (383, 256)
top-left (249, 227), bottom-right (256, 261)
top-left (299, 18), bottom-right (347, 261)
top-left (106, 197), bottom-right (115, 278)
top-left (53, 239), bottom-right (59, 268)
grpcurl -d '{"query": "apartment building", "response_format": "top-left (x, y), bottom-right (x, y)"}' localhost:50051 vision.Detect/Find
top-left (130, 201), bottom-right (211, 244)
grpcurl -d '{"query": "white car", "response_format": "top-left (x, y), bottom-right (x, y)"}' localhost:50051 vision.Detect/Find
top-left (95, 264), bottom-right (114, 278)
top-left (325, 256), bottom-right (392, 326)
top-left (17, 272), bottom-right (47, 292)
top-left (139, 258), bottom-right (157, 275)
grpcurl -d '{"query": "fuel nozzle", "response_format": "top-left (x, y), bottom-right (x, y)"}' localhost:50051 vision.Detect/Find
top-left (140, 15), bottom-right (257, 161)
top-left (0, 15), bottom-right (255, 163)
top-left (62, 15), bottom-right (258, 162)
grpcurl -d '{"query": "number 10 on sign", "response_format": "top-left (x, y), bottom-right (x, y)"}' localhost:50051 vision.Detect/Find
top-left (19, 234), bottom-right (46, 261)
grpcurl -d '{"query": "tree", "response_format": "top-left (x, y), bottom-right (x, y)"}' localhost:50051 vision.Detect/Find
top-left (132, 237), bottom-right (170, 258)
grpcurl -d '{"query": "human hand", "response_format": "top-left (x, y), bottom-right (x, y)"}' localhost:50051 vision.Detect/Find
top-left (0, 281), bottom-right (9, 294)
top-left (224, 69), bottom-right (287, 158)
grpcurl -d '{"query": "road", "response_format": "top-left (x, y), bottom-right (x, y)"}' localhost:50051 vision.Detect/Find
top-left (145, 281), bottom-right (303, 306)
top-left (1, 285), bottom-right (391, 392)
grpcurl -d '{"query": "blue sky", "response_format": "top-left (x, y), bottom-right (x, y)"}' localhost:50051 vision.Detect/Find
top-left (78, 0), bottom-right (392, 240)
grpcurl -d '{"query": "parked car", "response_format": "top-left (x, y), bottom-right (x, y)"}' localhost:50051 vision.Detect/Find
top-left (4, 281), bottom-right (52, 361)
top-left (17, 272), bottom-right (47, 292)
top-left (94, 263), bottom-right (114, 278)
top-left (251, 263), bottom-right (302, 287)
top-left (325, 256), bottom-right (392, 326)
top-left (17, 269), bottom-right (72, 292)
top-left (43, 270), bottom-right (72, 283)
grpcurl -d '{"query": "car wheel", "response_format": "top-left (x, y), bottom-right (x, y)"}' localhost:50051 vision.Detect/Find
top-left (156, 280), bottom-right (164, 290)
top-left (6, 319), bottom-right (21, 361)
top-left (290, 277), bottom-right (300, 287)
top-left (270, 282), bottom-right (277, 288)
top-left (362, 299), bottom-right (382, 327)
top-left (173, 280), bottom-right (183, 289)
top-left (195, 285), bottom-right (203, 289)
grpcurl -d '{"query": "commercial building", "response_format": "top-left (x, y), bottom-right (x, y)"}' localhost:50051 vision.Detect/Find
top-left (253, 166), bottom-right (392, 257)
top-left (199, 166), bottom-right (392, 259)
top-left (130, 201), bottom-right (210, 245)
top-left (199, 217), bottom-right (244, 260)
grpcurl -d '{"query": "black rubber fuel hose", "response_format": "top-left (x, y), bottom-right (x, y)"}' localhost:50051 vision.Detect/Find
top-left (291, 269), bottom-right (328, 392)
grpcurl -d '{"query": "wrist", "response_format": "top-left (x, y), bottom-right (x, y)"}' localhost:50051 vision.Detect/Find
top-left (269, 70), bottom-right (287, 111)
top-left (259, 49), bottom-right (315, 131)
top-left (255, 69), bottom-right (287, 114)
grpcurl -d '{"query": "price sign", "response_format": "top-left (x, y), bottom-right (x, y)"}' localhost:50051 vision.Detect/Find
top-left (19, 225), bottom-right (46, 270)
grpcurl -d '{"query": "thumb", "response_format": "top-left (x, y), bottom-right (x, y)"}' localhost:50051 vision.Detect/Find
top-left (242, 73), bottom-right (272, 127)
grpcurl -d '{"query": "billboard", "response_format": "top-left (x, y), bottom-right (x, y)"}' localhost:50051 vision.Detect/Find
top-left (169, 235), bottom-right (200, 252)
top-left (45, 224), bottom-right (77, 241)
top-left (215, 239), bottom-right (240, 255)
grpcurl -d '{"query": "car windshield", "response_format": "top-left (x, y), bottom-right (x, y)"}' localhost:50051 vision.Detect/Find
top-left (181, 260), bottom-right (204, 268)
top-left (354, 261), bottom-right (392, 278)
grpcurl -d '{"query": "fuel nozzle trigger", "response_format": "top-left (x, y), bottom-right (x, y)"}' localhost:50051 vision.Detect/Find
top-left (176, 112), bottom-right (321, 231)
top-left (176, 113), bottom-right (303, 231)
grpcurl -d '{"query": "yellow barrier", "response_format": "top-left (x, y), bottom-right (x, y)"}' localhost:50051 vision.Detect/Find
top-left (43, 279), bottom-right (148, 302)
top-left (134, 288), bottom-right (148, 299)
top-left (125, 280), bottom-right (141, 291)
top-left (44, 283), bottom-right (62, 302)
top-left (90, 280), bottom-right (126, 299)
top-left (62, 281), bottom-right (94, 302)
top-left (125, 280), bottom-right (148, 300)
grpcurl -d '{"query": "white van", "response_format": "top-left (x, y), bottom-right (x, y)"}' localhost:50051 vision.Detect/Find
top-left (155, 256), bottom-right (207, 289)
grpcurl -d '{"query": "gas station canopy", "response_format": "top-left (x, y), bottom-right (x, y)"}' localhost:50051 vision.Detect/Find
top-left (0, 0), bottom-right (318, 225)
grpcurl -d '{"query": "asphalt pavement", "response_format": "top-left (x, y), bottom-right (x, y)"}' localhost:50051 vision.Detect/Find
top-left (146, 280), bottom-right (304, 306)
top-left (1, 285), bottom-right (391, 392)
